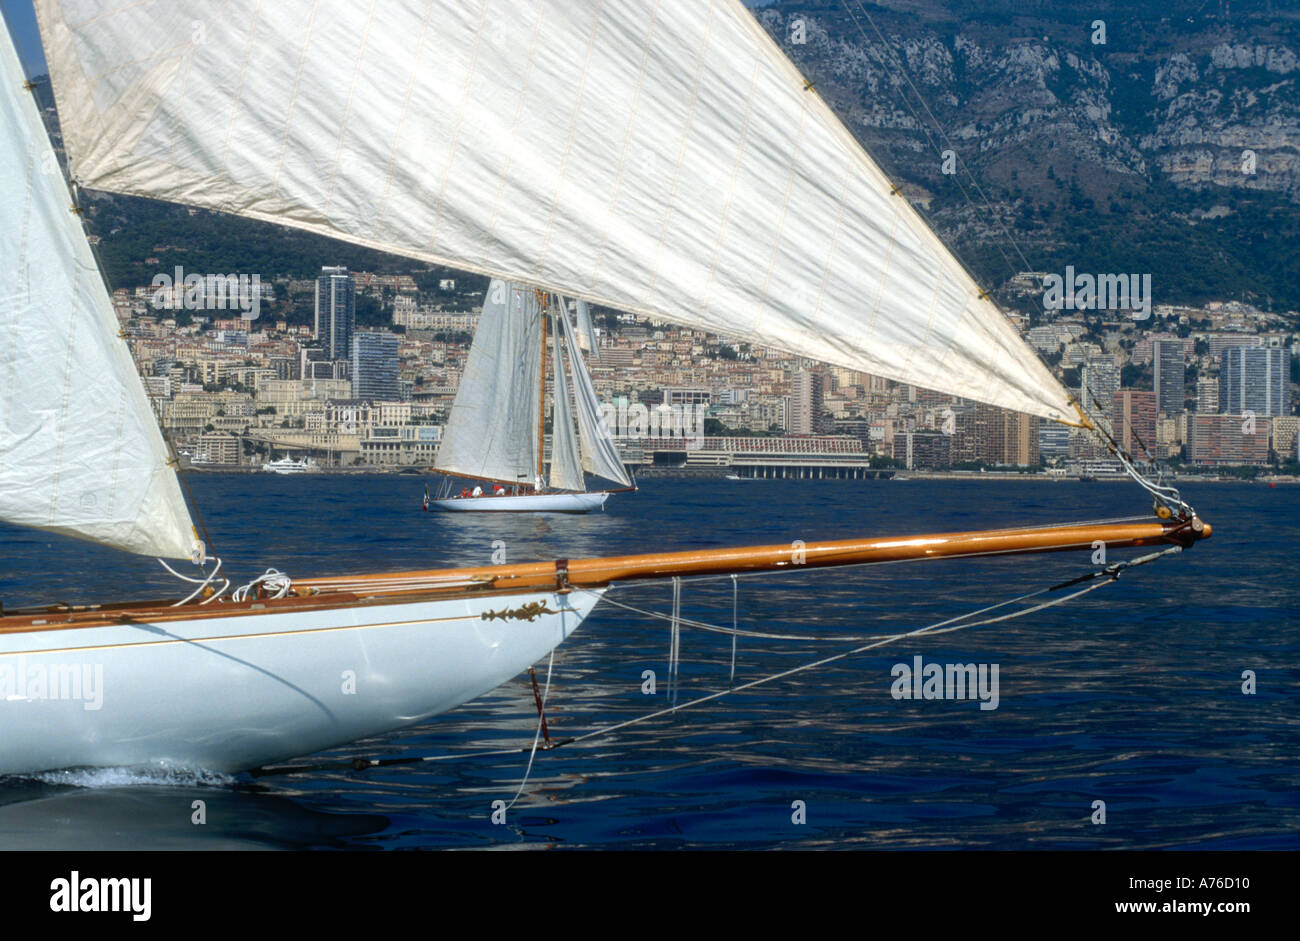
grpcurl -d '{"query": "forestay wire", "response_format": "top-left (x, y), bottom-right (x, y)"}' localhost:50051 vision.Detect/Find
top-left (823, 0), bottom-right (1198, 523)
top-left (1079, 384), bottom-right (1196, 520)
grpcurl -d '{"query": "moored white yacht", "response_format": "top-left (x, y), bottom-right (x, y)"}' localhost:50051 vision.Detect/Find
top-left (262, 457), bottom-right (320, 475)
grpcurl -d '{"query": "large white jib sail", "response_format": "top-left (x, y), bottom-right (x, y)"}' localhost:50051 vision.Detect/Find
top-left (0, 23), bottom-right (199, 560)
top-left (34, 0), bottom-right (1076, 423)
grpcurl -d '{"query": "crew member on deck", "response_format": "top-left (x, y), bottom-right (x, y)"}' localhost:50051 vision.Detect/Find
top-left (472, 485), bottom-right (483, 497)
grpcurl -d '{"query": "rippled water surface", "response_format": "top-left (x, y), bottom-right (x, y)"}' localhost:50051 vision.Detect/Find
top-left (1, 476), bottom-right (1296, 849)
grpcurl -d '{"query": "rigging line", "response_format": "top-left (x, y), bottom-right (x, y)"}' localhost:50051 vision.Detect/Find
top-left (729, 574), bottom-right (738, 685)
top-left (835, 0), bottom-right (1036, 279)
top-left (825, 1), bottom-right (1024, 283)
top-left (255, 583), bottom-right (1113, 776)
top-left (833, 0), bottom-right (1193, 514)
top-left (830, 44), bottom-right (1024, 282)
top-left (1080, 382), bottom-right (1192, 517)
top-left (574, 552), bottom-right (1132, 644)
top-left (1127, 412), bottom-right (1158, 465)
top-left (249, 545), bottom-right (1181, 778)
top-left (1, 6), bottom-right (38, 89)
top-left (668, 576), bottom-right (682, 708)
top-left (1084, 373), bottom-right (1157, 465)
top-left (503, 647), bottom-right (554, 812)
top-left (158, 556), bottom-right (230, 606)
top-left (555, 563), bottom-right (1139, 751)
top-left (1081, 383), bottom-right (1158, 474)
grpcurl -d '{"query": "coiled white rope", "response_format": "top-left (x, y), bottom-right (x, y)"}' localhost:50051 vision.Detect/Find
top-left (158, 560), bottom-right (293, 607)
top-left (231, 569), bottom-right (293, 603)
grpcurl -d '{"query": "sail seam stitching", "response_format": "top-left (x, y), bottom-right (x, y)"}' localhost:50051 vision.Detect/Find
top-left (218, 0), bottom-right (261, 176)
top-left (373, 0), bottom-right (437, 231)
top-left (537, 0), bottom-right (606, 276)
top-left (423, 0), bottom-right (491, 254)
top-left (643, 2), bottom-right (717, 305)
top-left (697, 51), bottom-right (763, 322)
top-left (587, 0), bottom-right (661, 294)
top-left (269, 0), bottom-right (321, 196)
top-left (323, 0), bottom-right (379, 210)
top-left (483, 1), bottom-right (548, 244)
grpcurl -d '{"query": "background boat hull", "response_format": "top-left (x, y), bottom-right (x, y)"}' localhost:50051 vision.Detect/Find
top-left (433, 491), bottom-right (609, 513)
top-left (0, 588), bottom-right (603, 775)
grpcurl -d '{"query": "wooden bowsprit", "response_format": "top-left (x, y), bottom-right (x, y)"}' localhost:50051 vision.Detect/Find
top-left (293, 515), bottom-right (1211, 601)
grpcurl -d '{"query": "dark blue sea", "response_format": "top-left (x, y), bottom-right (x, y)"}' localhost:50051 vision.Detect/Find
top-left (1, 476), bottom-right (1296, 850)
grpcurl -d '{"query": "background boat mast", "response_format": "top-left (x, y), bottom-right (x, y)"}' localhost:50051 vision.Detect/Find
top-left (536, 289), bottom-right (548, 491)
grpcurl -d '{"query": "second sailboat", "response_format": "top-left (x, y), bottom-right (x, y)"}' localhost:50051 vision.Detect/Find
top-left (429, 282), bottom-right (633, 512)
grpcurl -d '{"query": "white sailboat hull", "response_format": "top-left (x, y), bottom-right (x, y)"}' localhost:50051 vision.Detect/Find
top-left (432, 491), bottom-right (610, 513)
top-left (0, 588), bottom-right (603, 776)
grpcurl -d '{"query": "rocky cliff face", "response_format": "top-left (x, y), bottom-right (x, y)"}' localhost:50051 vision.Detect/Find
top-left (1146, 43), bottom-right (1300, 199)
top-left (753, 1), bottom-right (1300, 308)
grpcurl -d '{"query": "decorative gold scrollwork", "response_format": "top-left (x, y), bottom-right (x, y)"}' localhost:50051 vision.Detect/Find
top-left (481, 601), bottom-right (558, 623)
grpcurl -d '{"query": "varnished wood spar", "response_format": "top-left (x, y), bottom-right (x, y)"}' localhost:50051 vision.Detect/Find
top-left (0, 517), bottom-right (1209, 635)
top-left (296, 517), bottom-right (1211, 597)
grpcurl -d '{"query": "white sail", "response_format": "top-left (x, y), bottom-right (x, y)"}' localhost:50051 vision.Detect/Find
top-left (547, 308), bottom-right (585, 493)
top-left (0, 24), bottom-right (198, 560)
top-left (575, 299), bottom-right (599, 362)
top-left (435, 281), bottom-right (541, 486)
top-left (557, 304), bottom-right (633, 488)
top-left (34, 0), bottom-right (1076, 423)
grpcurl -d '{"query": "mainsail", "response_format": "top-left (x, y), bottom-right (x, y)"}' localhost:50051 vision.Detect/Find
top-left (0, 24), bottom-right (198, 560)
top-left (34, 0), bottom-right (1076, 424)
top-left (434, 281), bottom-right (541, 486)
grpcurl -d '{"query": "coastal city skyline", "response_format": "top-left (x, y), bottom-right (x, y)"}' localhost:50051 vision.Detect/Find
top-left (121, 262), bottom-right (1298, 479)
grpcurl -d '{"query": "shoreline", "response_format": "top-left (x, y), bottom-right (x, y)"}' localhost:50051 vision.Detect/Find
top-left (181, 464), bottom-right (1300, 484)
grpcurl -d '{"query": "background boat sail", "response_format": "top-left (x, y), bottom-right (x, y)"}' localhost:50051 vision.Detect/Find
top-left (429, 280), bottom-right (633, 513)
top-left (0, 0), bottom-right (1208, 776)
